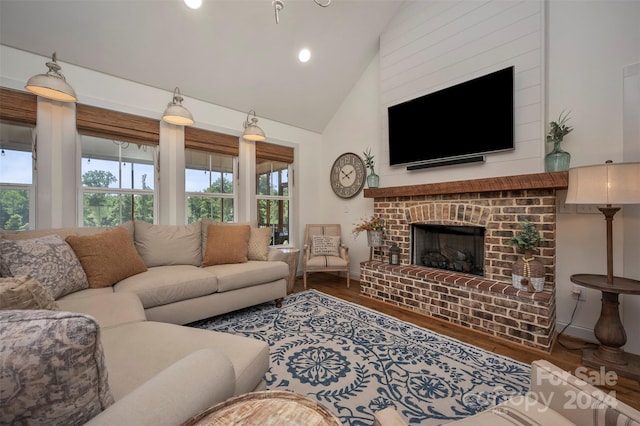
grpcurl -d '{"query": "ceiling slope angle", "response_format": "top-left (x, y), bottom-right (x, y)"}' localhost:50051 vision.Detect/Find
top-left (0, 0), bottom-right (404, 133)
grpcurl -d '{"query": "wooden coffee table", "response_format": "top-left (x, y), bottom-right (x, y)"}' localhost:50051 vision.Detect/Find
top-left (181, 390), bottom-right (341, 426)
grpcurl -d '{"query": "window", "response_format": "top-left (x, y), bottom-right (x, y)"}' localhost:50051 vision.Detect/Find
top-left (80, 136), bottom-right (156, 226)
top-left (0, 123), bottom-right (35, 230)
top-left (256, 141), bottom-right (294, 246)
top-left (76, 104), bottom-right (159, 227)
top-left (185, 149), bottom-right (236, 223)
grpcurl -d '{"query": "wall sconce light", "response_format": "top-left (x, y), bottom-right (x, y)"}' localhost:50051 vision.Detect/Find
top-left (25, 52), bottom-right (77, 103)
top-left (162, 87), bottom-right (194, 126)
top-left (242, 110), bottom-right (266, 141)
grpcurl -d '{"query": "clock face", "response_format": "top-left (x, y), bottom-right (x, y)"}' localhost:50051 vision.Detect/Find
top-left (330, 152), bottom-right (366, 198)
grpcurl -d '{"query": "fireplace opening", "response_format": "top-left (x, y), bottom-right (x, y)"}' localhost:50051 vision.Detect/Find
top-left (411, 224), bottom-right (485, 276)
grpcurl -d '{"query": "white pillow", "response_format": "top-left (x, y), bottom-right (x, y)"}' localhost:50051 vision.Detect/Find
top-left (311, 235), bottom-right (341, 257)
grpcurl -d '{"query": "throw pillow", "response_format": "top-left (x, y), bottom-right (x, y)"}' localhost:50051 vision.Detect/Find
top-left (311, 235), bottom-right (341, 257)
top-left (66, 227), bottom-right (147, 288)
top-left (248, 227), bottom-right (273, 261)
top-left (0, 234), bottom-right (88, 299)
top-left (0, 310), bottom-right (114, 424)
top-left (200, 218), bottom-right (257, 255)
top-left (202, 224), bottom-right (251, 266)
top-left (134, 221), bottom-right (202, 267)
top-left (0, 276), bottom-right (59, 310)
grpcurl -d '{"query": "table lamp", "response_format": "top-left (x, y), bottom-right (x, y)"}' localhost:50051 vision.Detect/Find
top-left (565, 161), bottom-right (640, 284)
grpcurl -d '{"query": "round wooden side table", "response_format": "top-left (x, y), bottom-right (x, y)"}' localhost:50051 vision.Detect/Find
top-left (278, 247), bottom-right (300, 293)
top-left (570, 273), bottom-right (640, 382)
top-left (181, 390), bottom-right (340, 426)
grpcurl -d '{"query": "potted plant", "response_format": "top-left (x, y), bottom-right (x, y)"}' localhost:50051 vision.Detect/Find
top-left (544, 110), bottom-right (574, 172)
top-left (363, 148), bottom-right (379, 188)
top-left (509, 220), bottom-right (545, 292)
top-left (353, 214), bottom-right (385, 247)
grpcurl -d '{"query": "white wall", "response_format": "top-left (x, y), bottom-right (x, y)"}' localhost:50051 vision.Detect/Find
top-left (379, 0), bottom-right (546, 185)
top-left (322, 0), bottom-right (640, 353)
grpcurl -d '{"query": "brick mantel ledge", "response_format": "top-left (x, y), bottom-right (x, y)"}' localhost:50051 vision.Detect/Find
top-left (363, 171), bottom-right (568, 198)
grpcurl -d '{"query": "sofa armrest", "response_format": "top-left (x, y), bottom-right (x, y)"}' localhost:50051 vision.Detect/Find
top-left (85, 348), bottom-right (236, 426)
top-left (57, 292), bottom-right (146, 328)
top-left (373, 407), bottom-right (407, 426)
top-left (531, 359), bottom-right (640, 425)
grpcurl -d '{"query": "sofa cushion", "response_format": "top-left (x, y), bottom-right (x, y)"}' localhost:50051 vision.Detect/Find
top-left (202, 224), bottom-right (251, 266)
top-left (248, 227), bottom-right (273, 261)
top-left (0, 234), bottom-right (88, 298)
top-left (0, 310), bottom-right (114, 425)
top-left (311, 235), bottom-right (341, 256)
top-left (99, 321), bottom-right (269, 400)
top-left (203, 260), bottom-right (288, 292)
top-left (66, 227), bottom-right (147, 288)
top-left (0, 275), bottom-right (59, 310)
top-left (134, 221), bottom-right (202, 267)
top-left (114, 265), bottom-right (218, 308)
top-left (200, 218), bottom-right (257, 255)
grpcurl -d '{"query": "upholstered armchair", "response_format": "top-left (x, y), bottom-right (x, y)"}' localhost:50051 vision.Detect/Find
top-left (303, 224), bottom-right (350, 289)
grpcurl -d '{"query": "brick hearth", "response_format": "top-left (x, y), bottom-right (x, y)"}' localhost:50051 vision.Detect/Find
top-left (360, 172), bottom-right (568, 352)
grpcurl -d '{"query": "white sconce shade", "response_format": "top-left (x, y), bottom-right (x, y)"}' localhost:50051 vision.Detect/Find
top-left (25, 52), bottom-right (77, 103)
top-left (566, 161), bottom-right (640, 205)
top-left (162, 87), bottom-right (194, 126)
top-left (242, 110), bottom-right (266, 141)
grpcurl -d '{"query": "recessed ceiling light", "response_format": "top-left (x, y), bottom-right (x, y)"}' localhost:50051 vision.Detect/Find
top-left (298, 48), bottom-right (311, 63)
top-left (184, 0), bottom-right (202, 10)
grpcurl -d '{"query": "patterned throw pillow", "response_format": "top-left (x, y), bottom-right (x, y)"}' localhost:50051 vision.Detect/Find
top-left (0, 235), bottom-right (88, 299)
top-left (311, 235), bottom-right (341, 257)
top-left (66, 227), bottom-right (148, 288)
top-left (0, 310), bottom-right (114, 424)
top-left (0, 276), bottom-right (59, 310)
top-left (202, 224), bottom-right (251, 266)
top-left (248, 227), bottom-right (273, 261)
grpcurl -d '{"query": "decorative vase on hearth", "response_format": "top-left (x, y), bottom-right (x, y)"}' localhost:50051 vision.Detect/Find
top-left (512, 249), bottom-right (545, 292)
top-left (366, 230), bottom-right (383, 248)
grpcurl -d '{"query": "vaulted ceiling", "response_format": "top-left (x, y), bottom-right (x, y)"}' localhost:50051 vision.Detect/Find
top-left (0, 0), bottom-right (404, 133)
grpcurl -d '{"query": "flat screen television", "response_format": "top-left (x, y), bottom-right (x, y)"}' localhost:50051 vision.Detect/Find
top-left (388, 66), bottom-right (514, 168)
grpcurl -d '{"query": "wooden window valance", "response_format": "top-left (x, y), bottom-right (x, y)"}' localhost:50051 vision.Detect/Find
top-left (184, 127), bottom-right (239, 156)
top-left (256, 141), bottom-right (294, 164)
top-left (76, 104), bottom-right (159, 146)
top-left (0, 87), bottom-right (37, 126)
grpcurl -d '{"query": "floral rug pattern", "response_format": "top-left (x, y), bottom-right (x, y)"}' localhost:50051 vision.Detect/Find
top-left (191, 290), bottom-right (531, 425)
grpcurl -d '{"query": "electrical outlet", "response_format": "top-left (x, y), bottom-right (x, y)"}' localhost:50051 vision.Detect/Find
top-left (557, 190), bottom-right (576, 214)
top-left (571, 284), bottom-right (586, 301)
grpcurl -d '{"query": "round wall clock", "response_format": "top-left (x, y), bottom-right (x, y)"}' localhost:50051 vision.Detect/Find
top-left (330, 152), bottom-right (366, 198)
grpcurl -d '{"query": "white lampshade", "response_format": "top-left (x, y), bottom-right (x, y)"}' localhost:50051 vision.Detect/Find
top-left (242, 110), bottom-right (266, 141)
top-left (566, 162), bottom-right (640, 205)
top-left (25, 52), bottom-right (77, 103)
top-left (162, 87), bottom-right (194, 126)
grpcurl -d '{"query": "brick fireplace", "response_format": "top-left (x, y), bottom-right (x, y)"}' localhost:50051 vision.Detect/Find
top-left (360, 172), bottom-right (568, 352)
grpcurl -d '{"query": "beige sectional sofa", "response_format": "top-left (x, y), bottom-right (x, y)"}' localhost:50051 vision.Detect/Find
top-left (0, 220), bottom-right (290, 424)
top-left (1, 219), bottom-right (289, 324)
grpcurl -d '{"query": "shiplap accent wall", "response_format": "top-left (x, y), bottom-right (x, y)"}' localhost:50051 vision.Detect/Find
top-left (379, 0), bottom-right (545, 179)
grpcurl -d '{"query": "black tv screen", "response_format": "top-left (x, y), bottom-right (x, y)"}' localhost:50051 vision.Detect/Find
top-left (388, 66), bottom-right (514, 167)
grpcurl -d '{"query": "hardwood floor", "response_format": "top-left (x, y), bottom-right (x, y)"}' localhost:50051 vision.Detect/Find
top-left (292, 273), bottom-right (640, 410)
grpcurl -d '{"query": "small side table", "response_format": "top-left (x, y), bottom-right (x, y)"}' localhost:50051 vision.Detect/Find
top-left (278, 247), bottom-right (300, 293)
top-left (570, 273), bottom-right (640, 382)
top-left (182, 390), bottom-right (340, 425)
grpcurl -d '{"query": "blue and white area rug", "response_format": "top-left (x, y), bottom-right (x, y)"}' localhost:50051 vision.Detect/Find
top-left (191, 290), bottom-right (531, 425)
